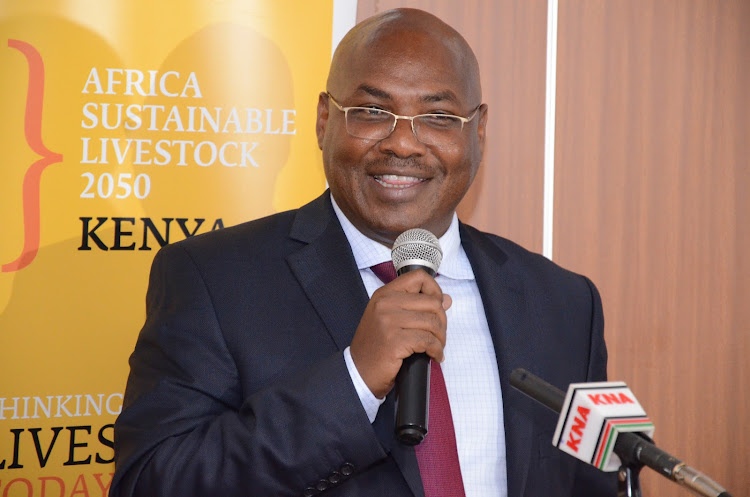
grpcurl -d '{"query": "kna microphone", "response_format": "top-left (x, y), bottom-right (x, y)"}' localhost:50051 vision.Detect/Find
top-left (509, 368), bottom-right (732, 497)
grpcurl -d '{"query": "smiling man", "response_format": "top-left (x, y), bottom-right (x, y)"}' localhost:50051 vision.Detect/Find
top-left (111, 8), bottom-right (615, 497)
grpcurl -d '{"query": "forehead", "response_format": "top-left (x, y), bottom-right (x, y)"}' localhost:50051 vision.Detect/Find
top-left (335, 28), bottom-right (477, 107)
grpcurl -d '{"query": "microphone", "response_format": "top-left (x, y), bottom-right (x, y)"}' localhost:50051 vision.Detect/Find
top-left (391, 228), bottom-right (443, 445)
top-left (509, 368), bottom-right (733, 497)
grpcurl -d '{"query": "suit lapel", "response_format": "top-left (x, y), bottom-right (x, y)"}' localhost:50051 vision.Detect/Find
top-left (286, 193), bottom-right (424, 496)
top-left (286, 193), bottom-right (369, 350)
top-left (460, 224), bottom-right (536, 497)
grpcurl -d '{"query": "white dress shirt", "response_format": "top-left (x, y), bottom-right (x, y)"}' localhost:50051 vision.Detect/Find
top-left (332, 197), bottom-right (508, 497)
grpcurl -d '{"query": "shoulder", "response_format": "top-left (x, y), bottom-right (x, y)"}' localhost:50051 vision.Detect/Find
top-left (460, 223), bottom-right (597, 298)
top-left (157, 191), bottom-right (334, 266)
top-left (149, 208), bottom-right (303, 281)
top-left (181, 209), bottom-right (298, 252)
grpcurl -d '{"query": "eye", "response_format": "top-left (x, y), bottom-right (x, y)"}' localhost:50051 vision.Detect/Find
top-left (419, 114), bottom-right (461, 128)
top-left (363, 106), bottom-right (386, 114)
top-left (348, 107), bottom-right (391, 122)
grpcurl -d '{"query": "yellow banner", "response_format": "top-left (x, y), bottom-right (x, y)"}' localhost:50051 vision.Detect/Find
top-left (0, 1), bottom-right (334, 494)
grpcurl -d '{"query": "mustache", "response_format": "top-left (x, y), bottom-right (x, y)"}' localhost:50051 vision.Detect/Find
top-left (364, 156), bottom-right (430, 172)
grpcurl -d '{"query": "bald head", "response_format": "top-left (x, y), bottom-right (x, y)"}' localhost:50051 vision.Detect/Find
top-left (327, 8), bottom-right (482, 105)
top-left (316, 8), bottom-right (488, 245)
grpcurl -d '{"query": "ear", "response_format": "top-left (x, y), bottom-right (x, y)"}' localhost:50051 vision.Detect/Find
top-left (476, 103), bottom-right (489, 160)
top-left (316, 92), bottom-right (330, 150)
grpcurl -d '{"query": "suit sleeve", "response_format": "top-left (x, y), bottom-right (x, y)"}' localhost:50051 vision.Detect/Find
top-left (570, 275), bottom-right (618, 496)
top-left (110, 243), bottom-right (387, 497)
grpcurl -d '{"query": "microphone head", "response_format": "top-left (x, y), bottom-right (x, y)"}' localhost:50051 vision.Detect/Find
top-left (391, 228), bottom-right (442, 275)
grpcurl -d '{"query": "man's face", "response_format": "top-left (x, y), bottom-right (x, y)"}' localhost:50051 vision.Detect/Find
top-left (317, 29), bottom-right (487, 246)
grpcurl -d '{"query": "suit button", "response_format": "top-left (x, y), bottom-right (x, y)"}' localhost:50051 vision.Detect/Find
top-left (328, 471), bottom-right (343, 484)
top-left (303, 487), bottom-right (317, 497)
top-left (316, 479), bottom-right (330, 491)
top-left (340, 462), bottom-right (354, 476)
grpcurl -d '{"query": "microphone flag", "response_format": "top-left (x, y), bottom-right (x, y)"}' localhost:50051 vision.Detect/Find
top-left (551, 381), bottom-right (655, 471)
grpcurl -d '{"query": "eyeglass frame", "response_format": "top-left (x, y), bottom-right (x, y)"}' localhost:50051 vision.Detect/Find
top-left (326, 92), bottom-right (481, 144)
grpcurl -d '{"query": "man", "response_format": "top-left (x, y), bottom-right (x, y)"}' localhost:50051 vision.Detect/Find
top-left (111, 8), bottom-right (616, 497)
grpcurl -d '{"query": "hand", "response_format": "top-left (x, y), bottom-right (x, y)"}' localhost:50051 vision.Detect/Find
top-left (349, 269), bottom-right (452, 399)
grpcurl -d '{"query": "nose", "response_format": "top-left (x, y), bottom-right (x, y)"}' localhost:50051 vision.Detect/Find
top-left (377, 117), bottom-right (427, 158)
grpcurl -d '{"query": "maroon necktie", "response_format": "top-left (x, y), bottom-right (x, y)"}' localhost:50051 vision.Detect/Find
top-left (370, 262), bottom-right (466, 497)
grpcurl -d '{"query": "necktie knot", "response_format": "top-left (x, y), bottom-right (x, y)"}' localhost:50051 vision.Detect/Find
top-left (371, 261), bottom-right (397, 284)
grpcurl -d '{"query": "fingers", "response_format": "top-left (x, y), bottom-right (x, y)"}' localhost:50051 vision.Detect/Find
top-left (371, 270), bottom-right (449, 350)
top-left (382, 268), bottom-right (443, 298)
top-left (349, 271), bottom-right (452, 398)
top-left (372, 290), bottom-right (447, 317)
top-left (388, 270), bottom-right (453, 309)
top-left (394, 326), bottom-right (446, 363)
top-left (373, 305), bottom-right (447, 349)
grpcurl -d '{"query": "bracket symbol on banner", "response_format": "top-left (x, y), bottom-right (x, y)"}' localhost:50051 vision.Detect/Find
top-left (551, 381), bottom-right (655, 472)
top-left (2, 39), bottom-right (64, 273)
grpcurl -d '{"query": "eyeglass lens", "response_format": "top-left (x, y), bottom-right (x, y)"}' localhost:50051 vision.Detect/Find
top-left (345, 108), bottom-right (465, 145)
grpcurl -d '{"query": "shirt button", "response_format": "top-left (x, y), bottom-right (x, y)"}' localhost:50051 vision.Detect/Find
top-left (316, 479), bottom-right (330, 491)
top-left (303, 487), bottom-right (317, 497)
top-left (328, 471), bottom-right (343, 484)
top-left (340, 462), bottom-right (354, 476)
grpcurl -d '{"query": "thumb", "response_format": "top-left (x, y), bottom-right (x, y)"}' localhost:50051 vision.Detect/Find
top-left (442, 293), bottom-right (452, 310)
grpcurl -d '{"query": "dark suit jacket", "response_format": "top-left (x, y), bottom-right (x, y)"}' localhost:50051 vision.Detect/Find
top-left (111, 191), bottom-right (616, 497)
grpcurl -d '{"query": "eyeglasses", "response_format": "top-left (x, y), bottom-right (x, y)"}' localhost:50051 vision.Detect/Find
top-left (327, 92), bottom-right (480, 146)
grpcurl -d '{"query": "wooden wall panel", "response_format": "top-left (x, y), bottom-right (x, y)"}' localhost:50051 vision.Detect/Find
top-left (554, 1), bottom-right (749, 495)
top-left (357, 0), bottom-right (548, 252)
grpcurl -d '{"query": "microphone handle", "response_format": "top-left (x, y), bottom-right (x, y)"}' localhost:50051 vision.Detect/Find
top-left (394, 264), bottom-right (436, 445)
top-left (614, 434), bottom-right (732, 497)
top-left (395, 352), bottom-right (430, 445)
top-left (509, 367), bottom-right (565, 412)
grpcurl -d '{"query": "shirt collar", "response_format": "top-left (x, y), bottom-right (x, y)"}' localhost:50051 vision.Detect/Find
top-left (331, 194), bottom-right (474, 280)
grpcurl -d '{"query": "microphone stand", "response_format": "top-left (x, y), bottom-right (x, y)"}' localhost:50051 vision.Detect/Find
top-left (617, 463), bottom-right (643, 497)
top-left (616, 445), bottom-right (646, 497)
top-left (615, 431), bottom-right (653, 497)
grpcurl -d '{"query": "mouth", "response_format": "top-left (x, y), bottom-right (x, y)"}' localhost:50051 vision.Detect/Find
top-left (372, 174), bottom-right (427, 189)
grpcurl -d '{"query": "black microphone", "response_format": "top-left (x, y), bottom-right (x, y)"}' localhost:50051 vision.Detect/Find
top-left (509, 368), bottom-right (733, 497)
top-left (391, 228), bottom-right (442, 445)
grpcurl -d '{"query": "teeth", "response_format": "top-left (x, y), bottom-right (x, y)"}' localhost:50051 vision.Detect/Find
top-left (374, 174), bottom-right (425, 188)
